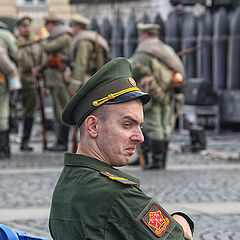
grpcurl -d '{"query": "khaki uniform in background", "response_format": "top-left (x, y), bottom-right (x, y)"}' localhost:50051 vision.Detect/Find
top-left (40, 14), bottom-right (72, 151)
top-left (130, 24), bottom-right (184, 169)
top-left (69, 14), bottom-right (110, 93)
top-left (0, 28), bottom-right (19, 63)
top-left (0, 25), bottom-right (20, 135)
top-left (68, 14), bottom-right (110, 152)
top-left (16, 16), bottom-right (42, 151)
top-left (18, 36), bottom-right (40, 117)
top-left (41, 26), bottom-right (72, 123)
top-left (0, 32), bottom-right (20, 158)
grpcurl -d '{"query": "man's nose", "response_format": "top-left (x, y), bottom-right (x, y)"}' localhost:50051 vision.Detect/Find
top-left (131, 128), bottom-right (144, 143)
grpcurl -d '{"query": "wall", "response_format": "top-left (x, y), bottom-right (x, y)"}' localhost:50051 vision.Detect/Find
top-left (70, 0), bottom-right (173, 25)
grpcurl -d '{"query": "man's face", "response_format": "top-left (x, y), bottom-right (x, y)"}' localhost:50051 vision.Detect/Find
top-left (71, 23), bottom-right (81, 35)
top-left (140, 32), bottom-right (150, 42)
top-left (18, 25), bottom-right (31, 38)
top-left (45, 22), bottom-right (55, 33)
top-left (96, 99), bottom-right (144, 167)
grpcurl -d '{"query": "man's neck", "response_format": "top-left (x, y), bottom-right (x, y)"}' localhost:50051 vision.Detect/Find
top-left (76, 143), bottom-right (111, 166)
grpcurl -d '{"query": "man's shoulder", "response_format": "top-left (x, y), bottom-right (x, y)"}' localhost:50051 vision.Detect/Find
top-left (76, 38), bottom-right (93, 47)
top-left (130, 52), bottom-right (152, 67)
top-left (99, 171), bottom-right (139, 186)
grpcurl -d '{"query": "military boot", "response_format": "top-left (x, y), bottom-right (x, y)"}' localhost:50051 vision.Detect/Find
top-left (162, 141), bottom-right (169, 169)
top-left (190, 127), bottom-right (207, 152)
top-left (144, 140), bottom-right (165, 170)
top-left (20, 117), bottom-right (34, 151)
top-left (49, 124), bottom-right (69, 151)
top-left (0, 130), bottom-right (10, 159)
top-left (9, 116), bottom-right (19, 134)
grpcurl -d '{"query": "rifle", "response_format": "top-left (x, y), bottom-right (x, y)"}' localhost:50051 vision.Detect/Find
top-left (35, 73), bottom-right (47, 150)
top-left (177, 45), bottom-right (202, 57)
top-left (28, 44), bottom-right (47, 150)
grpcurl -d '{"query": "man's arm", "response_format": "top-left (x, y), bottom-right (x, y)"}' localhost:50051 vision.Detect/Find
top-left (70, 40), bottom-right (94, 95)
top-left (106, 186), bottom-right (194, 239)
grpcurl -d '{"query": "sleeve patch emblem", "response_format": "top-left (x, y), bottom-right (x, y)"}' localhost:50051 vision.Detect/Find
top-left (100, 171), bottom-right (138, 185)
top-left (142, 204), bottom-right (171, 237)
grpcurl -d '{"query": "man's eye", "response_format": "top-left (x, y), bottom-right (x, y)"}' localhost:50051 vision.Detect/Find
top-left (124, 123), bottom-right (131, 127)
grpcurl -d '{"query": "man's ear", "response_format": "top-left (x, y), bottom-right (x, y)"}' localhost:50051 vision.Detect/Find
top-left (85, 115), bottom-right (99, 138)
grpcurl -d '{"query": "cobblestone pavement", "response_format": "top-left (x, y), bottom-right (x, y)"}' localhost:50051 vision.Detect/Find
top-left (0, 127), bottom-right (240, 239)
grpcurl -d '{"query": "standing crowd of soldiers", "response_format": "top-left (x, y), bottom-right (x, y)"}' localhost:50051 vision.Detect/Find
top-left (0, 13), bottom-right (185, 171)
top-left (0, 13), bottom-right (110, 158)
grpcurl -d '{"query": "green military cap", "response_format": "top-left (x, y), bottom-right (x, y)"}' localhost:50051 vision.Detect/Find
top-left (137, 23), bottom-right (160, 34)
top-left (0, 21), bottom-right (8, 29)
top-left (62, 57), bottom-right (151, 127)
top-left (44, 14), bottom-right (61, 24)
top-left (70, 14), bottom-right (90, 27)
top-left (16, 16), bottom-right (32, 27)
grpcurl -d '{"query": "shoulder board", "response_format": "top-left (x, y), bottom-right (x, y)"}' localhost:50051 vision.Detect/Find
top-left (100, 171), bottom-right (138, 186)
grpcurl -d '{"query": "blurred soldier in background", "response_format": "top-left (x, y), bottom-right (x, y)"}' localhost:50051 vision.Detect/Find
top-left (16, 16), bottom-right (42, 151)
top-left (0, 21), bottom-right (20, 135)
top-left (0, 23), bottom-right (21, 158)
top-left (69, 14), bottom-right (110, 96)
top-left (39, 14), bottom-right (72, 151)
top-left (0, 21), bottom-right (8, 30)
top-left (130, 23), bottom-right (185, 169)
top-left (69, 14), bottom-right (110, 152)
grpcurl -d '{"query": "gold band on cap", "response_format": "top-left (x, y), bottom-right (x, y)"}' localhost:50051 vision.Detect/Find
top-left (92, 87), bottom-right (140, 107)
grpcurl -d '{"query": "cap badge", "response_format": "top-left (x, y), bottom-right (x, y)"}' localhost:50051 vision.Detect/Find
top-left (128, 77), bottom-right (136, 87)
top-left (23, 19), bottom-right (31, 25)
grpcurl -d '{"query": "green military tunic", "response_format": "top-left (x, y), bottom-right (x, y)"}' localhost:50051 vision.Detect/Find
top-left (71, 39), bottom-right (95, 91)
top-left (17, 36), bottom-right (42, 118)
top-left (49, 153), bottom-right (191, 240)
top-left (130, 39), bottom-right (184, 141)
top-left (0, 37), bottom-right (19, 131)
top-left (0, 80), bottom-right (9, 131)
top-left (41, 25), bottom-right (71, 123)
top-left (0, 29), bottom-right (19, 63)
top-left (69, 30), bottom-right (110, 92)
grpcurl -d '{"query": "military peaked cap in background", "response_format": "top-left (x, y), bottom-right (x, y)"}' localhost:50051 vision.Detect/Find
top-left (62, 57), bottom-right (151, 127)
top-left (15, 16), bottom-right (32, 27)
top-left (44, 14), bottom-right (62, 24)
top-left (0, 21), bottom-right (8, 29)
top-left (71, 14), bottom-right (90, 27)
top-left (137, 23), bottom-right (160, 34)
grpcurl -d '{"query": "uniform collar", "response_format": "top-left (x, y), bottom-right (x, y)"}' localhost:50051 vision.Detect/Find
top-left (64, 152), bottom-right (140, 186)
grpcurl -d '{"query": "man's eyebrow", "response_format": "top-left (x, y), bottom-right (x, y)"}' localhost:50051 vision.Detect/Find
top-left (122, 115), bottom-right (143, 125)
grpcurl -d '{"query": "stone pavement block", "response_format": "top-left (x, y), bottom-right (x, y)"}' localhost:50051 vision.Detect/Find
top-left (191, 214), bottom-right (240, 240)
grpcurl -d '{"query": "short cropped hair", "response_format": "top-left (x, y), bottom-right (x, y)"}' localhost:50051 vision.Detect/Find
top-left (79, 105), bottom-right (111, 136)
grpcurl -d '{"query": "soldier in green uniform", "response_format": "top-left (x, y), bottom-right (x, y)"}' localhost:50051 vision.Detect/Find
top-left (40, 14), bottom-right (72, 151)
top-left (16, 16), bottom-right (42, 151)
top-left (130, 23), bottom-right (185, 169)
top-left (0, 33), bottom-right (21, 158)
top-left (49, 57), bottom-right (194, 240)
top-left (69, 14), bottom-right (110, 96)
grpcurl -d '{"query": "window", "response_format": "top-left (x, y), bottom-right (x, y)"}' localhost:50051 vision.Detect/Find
top-left (24, 0), bottom-right (46, 4)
